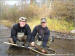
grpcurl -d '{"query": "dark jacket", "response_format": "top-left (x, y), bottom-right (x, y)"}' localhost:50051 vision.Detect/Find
top-left (32, 25), bottom-right (50, 48)
top-left (11, 23), bottom-right (31, 43)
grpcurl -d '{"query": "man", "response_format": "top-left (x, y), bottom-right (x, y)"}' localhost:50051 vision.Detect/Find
top-left (31, 18), bottom-right (50, 53)
top-left (8, 17), bottom-right (31, 46)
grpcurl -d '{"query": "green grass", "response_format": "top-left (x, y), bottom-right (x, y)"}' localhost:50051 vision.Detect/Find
top-left (28, 18), bottom-right (74, 33)
top-left (47, 18), bottom-right (74, 33)
top-left (0, 18), bottom-right (74, 33)
top-left (28, 18), bottom-right (40, 30)
top-left (0, 20), bottom-right (13, 27)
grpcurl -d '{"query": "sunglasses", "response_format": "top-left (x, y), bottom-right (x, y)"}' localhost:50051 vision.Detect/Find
top-left (41, 22), bottom-right (46, 23)
top-left (20, 21), bottom-right (26, 22)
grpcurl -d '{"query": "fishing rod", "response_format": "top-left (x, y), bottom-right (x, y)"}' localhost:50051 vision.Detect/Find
top-left (0, 41), bottom-right (74, 56)
top-left (0, 40), bottom-right (56, 56)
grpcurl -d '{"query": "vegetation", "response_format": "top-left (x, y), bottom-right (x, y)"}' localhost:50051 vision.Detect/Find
top-left (0, 0), bottom-right (75, 33)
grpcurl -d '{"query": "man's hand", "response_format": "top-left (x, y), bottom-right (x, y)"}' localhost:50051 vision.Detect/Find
top-left (16, 41), bottom-right (24, 47)
top-left (41, 49), bottom-right (46, 53)
top-left (31, 42), bottom-right (35, 46)
top-left (24, 42), bottom-right (29, 48)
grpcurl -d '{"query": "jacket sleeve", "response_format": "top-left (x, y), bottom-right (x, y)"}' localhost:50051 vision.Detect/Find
top-left (42, 30), bottom-right (50, 48)
top-left (11, 25), bottom-right (17, 43)
top-left (26, 25), bottom-right (31, 42)
top-left (31, 26), bottom-right (37, 42)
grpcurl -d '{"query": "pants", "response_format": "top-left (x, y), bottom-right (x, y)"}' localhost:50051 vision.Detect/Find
top-left (35, 37), bottom-right (49, 48)
top-left (8, 36), bottom-right (27, 44)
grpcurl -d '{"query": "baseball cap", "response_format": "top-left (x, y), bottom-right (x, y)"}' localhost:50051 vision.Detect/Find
top-left (41, 18), bottom-right (47, 23)
top-left (19, 17), bottom-right (27, 22)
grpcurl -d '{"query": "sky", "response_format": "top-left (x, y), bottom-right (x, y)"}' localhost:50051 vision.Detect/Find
top-left (5, 0), bottom-right (31, 5)
top-left (5, 1), bottom-right (19, 5)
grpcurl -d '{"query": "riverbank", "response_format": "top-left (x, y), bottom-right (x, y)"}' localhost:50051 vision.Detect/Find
top-left (0, 18), bottom-right (75, 32)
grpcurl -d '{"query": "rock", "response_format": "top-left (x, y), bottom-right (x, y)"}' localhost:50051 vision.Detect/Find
top-left (71, 30), bottom-right (75, 33)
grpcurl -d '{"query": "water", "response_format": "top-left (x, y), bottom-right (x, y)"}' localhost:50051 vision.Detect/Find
top-left (50, 38), bottom-right (75, 55)
top-left (0, 24), bottom-right (75, 56)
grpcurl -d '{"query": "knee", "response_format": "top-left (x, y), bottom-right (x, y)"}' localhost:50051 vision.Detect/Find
top-left (8, 38), bottom-right (14, 43)
top-left (8, 38), bottom-right (12, 41)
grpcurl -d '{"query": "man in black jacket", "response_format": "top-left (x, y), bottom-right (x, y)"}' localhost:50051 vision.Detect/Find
top-left (31, 18), bottom-right (50, 53)
top-left (8, 17), bottom-right (31, 46)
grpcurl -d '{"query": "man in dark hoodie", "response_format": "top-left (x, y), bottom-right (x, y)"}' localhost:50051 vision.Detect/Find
top-left (8, 17), bottom-right (31, 46)
top-left (31, 18), bottom-right (50, 53)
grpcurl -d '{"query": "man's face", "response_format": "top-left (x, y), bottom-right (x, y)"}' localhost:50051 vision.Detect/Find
top-left (19, 21), bottom-right (26, 27)
top-left (41, 22), bottom-right (47, 28)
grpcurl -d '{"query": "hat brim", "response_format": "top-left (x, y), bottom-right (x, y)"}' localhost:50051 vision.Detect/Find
top-left (20, 20), bottom-right (26, 22)
top-left (41, 21), bottom-right (46, 23)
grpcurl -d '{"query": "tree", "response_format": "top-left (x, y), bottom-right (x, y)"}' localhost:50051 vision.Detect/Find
top-left (50, 0), bottom-right (75, 21)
